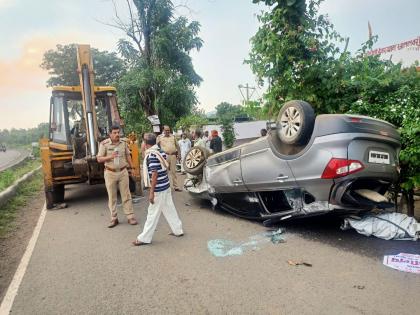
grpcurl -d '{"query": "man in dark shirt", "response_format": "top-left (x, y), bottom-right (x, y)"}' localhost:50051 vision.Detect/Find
top-left (133, 133), bottom-right (183, 246)
top-left (210, 130), bottom-right (223, 153)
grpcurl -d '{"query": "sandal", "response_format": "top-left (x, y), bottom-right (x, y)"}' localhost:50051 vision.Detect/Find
top-left (168, 232), bottom-right (184, 237)
top-left (132, 239), bottom-right (149, 246)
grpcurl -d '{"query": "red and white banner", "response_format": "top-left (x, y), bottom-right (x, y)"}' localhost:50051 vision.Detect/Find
top-left (367, 36), bottom-right (420, 67)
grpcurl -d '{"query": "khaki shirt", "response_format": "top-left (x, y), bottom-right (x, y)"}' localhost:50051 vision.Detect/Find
top-left (98, 138), bottom-right (130, 169)
top-left (157, 134), bottom-right (179, 155)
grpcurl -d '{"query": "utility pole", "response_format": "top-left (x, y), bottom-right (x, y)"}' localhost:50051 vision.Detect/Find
top-left (238, 83), bottom-right (257, 104)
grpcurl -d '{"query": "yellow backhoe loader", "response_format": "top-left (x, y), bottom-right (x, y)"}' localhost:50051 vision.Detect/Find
top-left (40, 45), bottom-right (142, 209)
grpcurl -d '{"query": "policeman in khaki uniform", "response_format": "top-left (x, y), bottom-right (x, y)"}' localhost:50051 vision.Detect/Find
top-left (97, 125), bottom-right (138, 228)
top-left (157, 125), bottom-right (182, 191)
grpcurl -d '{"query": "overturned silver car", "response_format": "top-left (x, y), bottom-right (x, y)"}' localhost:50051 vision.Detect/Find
top-left (184, 100), bottom-right (400, 225)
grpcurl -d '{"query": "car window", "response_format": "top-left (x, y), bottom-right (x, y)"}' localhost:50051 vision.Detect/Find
top-left (207, 149), bottom-right (240, 166)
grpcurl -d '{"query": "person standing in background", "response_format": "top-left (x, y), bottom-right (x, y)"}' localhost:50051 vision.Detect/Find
top-left (178, 133), bottom-right (191, 174)
top-left (193, 129), bottom-right (206, 148)
top-left (210, 130), bottom-right (223, 153)
top-left (203, 130), bottom-right (211, 150)
top-left (157, 125), bottom-right (182, 191)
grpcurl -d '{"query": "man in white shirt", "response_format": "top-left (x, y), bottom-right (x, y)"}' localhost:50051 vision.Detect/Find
top-left (203, 130), bottom-right (211, 150)
top-left (194, 129), bottom-right (206, 148)
top-left (178, 133), bottom-right (191, 174)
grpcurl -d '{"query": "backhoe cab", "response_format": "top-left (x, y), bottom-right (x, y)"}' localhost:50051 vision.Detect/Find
top-left (40, 45), bottom-right (142, 209)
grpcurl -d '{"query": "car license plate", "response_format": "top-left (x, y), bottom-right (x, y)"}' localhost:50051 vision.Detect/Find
top-left (368, 150), bottom-right (390, 164)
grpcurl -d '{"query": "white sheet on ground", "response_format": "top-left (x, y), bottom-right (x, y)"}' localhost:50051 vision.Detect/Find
top-left (342, 212), bottom-right (420, 241)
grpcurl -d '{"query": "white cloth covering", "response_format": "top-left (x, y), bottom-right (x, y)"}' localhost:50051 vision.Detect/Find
top-left (342, 212), bottom-right (420, 241)
top-left (142, 145), bottom-right (169, 187)
top-left (137, 189), bottom-right (183, 243)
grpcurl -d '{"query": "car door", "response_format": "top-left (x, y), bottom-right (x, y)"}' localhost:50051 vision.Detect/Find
top-left (205, 148), bottom-right (247, 193)
top-left (240, 142), bottom-right (297, 191)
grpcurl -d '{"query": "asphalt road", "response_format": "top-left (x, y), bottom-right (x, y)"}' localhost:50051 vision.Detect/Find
top-left (0, 149), bottom-right (27, 172)
top-left (8, 181), bottom-right (420, 315)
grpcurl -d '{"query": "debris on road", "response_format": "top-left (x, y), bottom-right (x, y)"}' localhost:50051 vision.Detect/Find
top-left (341, 212), bottom-right (420, 241)
top-left (383, 253), bottom-right (420, 274)
top-left (353, 285), bottom-right (365, 290)
top-left (207, 229), bottom-right (286, 257)
top-left (269, 228), bottom-right (286, 244)
top-left (287, 260), bottom-right (312, 267)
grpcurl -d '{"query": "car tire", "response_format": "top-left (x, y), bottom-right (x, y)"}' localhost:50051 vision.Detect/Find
top-left (183, 146), bottom-right (208, 175)
top-left (276, 100), bottom-right (315, 145)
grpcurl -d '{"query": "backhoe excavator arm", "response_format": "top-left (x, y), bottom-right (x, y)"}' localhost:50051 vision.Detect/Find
top-left (77, 45), bottom-right (98, 157)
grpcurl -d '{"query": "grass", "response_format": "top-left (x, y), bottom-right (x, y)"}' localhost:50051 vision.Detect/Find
top-left (0, 159), bottom-right (41, 192)
top-left (0, 171), bottom-right (43, 238)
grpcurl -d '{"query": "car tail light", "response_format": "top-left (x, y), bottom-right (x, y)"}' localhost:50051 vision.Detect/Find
top-left (349, 117), bottom-right (362, 123)
top-left (321, 158), bottom-right (364, 179)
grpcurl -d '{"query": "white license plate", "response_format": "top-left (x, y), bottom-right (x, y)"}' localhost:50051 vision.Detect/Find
top-left (369, 150), bottom-right (390, 164)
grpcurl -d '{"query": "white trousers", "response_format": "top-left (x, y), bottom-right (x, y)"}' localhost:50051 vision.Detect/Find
top-left (137, 189), bottom-right (183, 243)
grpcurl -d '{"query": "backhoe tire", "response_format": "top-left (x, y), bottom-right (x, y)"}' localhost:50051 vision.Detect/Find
top-left (52, 184), bottom-right (65, 203)
top-left (183, 146), bottom-right (208, 176)
top-left (276, 100), bottom-right (315, 145)
top-left (45, 185), bottom-right (65, 210)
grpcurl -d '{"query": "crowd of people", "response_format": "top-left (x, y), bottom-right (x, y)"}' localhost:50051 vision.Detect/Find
top-left (97, 125), bottom-right (224, 247)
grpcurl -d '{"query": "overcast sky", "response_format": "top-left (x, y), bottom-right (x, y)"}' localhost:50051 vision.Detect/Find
top-left (0, 0), bottom-right (419, 129)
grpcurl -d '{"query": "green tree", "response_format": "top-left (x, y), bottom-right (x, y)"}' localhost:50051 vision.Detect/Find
top-left (175, 114), bottom-right (208, 133)
top-left (243, 100), bottom-right (268, 120)
top-left (113, 0), bottom-right (203, 129)
top-left (40, 44), bottom-right (125, 87)
top-left (215, 102), bottom-right (246, 119)
top-left (247, 0), bottom-right (346, 115)
top-left (220, 117), bottom-right (236, 149)
top-left (0, 123), bottom-right (49, 146)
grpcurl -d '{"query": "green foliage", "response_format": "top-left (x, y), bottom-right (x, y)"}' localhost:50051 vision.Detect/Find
top-left (175, 114), bottom-right (208, 132)
top-left (216, 102), bottom-right (237, 148)
top-left (349, 65), bottom-right (420, 191)
top-left (0, 171), bottom-right (43, 237)
top-left (220, 116), bottom-right (235, 149)
top-left (0, 159), bottom-right (41, 192)
top-left (248, 0), bottom-right (420, 192)
top-left (215, 102), bottom-right (246, 119)
top-left (248, 0), bottom-right (345, 115)
top-left (115, 0), bottom-right (203, 129)
top-left (0, 123), bottom-right (48, 146)
top-left (243, 100), bottom-right (268, 120)
top-left (40, 44), bottom-right (125, 87)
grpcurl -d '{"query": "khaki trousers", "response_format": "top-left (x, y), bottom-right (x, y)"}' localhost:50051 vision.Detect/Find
top-left (136, 189), bottom-right (183, 243)
top-left (167, 154), bottom-right (180, 190)
top-left (104, 169), bottom-right (134, 219)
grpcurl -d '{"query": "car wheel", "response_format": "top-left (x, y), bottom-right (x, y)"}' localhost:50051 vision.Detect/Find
top-left (183, 146), bottom-right (208, 175)
top-left (277, 100), bottom-right (315, 145)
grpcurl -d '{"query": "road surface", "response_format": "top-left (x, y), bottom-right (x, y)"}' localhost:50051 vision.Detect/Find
top-left (0, 149), bottom-right (27, 172)
top-left (4, 181), bottom-right (420, 314)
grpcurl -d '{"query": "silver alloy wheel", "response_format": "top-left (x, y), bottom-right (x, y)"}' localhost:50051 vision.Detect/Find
top-left (280, 106), bottom-right (301, 139)
top-left (185, 148), bottom-right (203, 169)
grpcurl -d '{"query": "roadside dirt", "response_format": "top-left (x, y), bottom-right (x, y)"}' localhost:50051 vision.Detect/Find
top-left (0, 190), bottom-right (44, 302)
